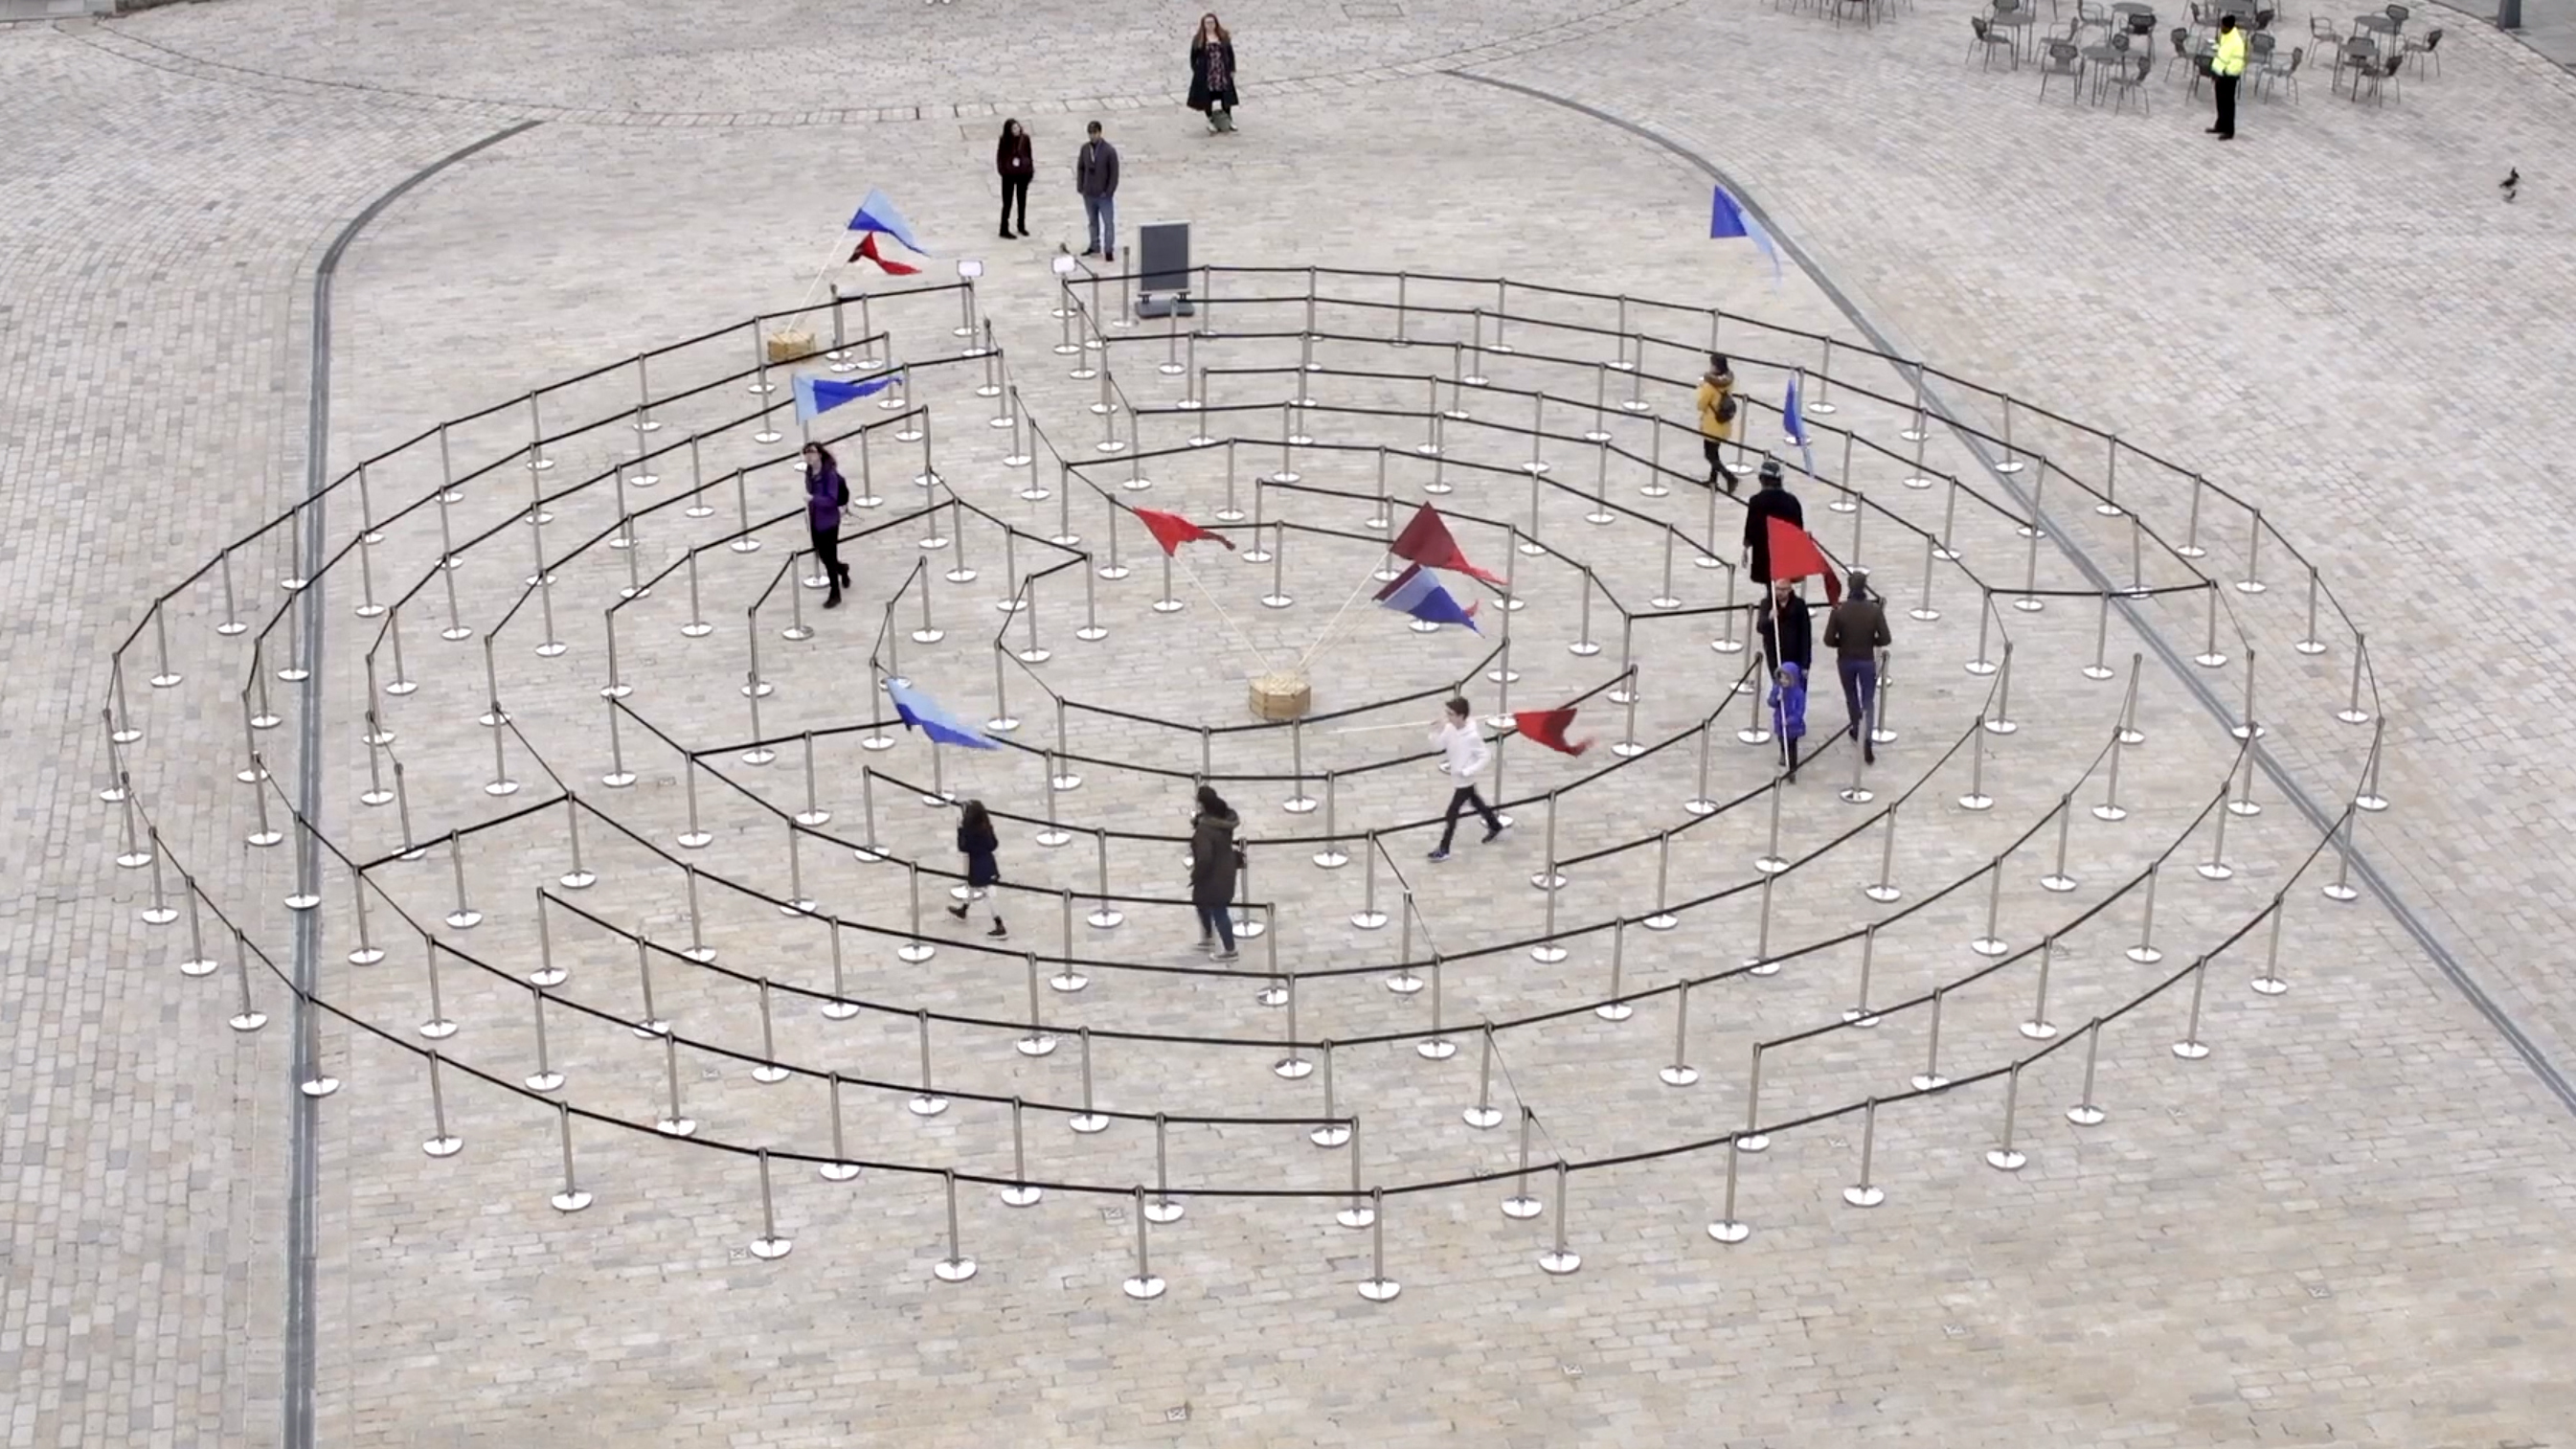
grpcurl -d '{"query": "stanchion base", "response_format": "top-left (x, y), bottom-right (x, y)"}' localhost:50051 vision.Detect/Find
top-left (1036, 828), bottom-right (1072, 849)
top-left (1958, 793), bottom-right (1994, 812)
top-left (1461, 1105), bottom-right (1503, 1129)
top-left (907, 1094), bottom-right (949, 1118)
top-left (2013, 598), bottom-right (2044, 614)
top-left (1417, 1038), bottom-right (1457, 1060)
top-left (2019, 1019), bottom-right (2058, 1041)
top-left (1706, 1221), bottom-right (1750, 1244)
top-left (682, 947), bottom-right (716, 964)
top-left (1310, 1122), bottom-right (1351, 1147)
top-left (2125, 945), bottom-right (2164, 964)
top-left (2090, 805), bottom-right (2127, 823)
top-left (1254, 982), bottom-right (1286, 1008)
top-left (1275, 1057), bottom-right (1313, 1080)
top-left (1384, 972), bottom-right (1421, 994)
top-left (485, 780), bottom-right (521, 797)
top-left (1642, 914), bottom-right (1678, 932)
top-left (752, 1235), bottom-right (794, 1260)
top-left (2196, 862), bottom-right (2235, 881)
top-left (423, 1135), bottom-right (463, 1157)
top-left (418, 1018), bottom-right (458, 1042)
top-left (1910, 1074), bottom-right (1951, 1092)
top-left (299, 1076), bottom-right (340, 1098)
top-left (1070, 1114), bottom-right (1109, 1134)
top-left (1143, 1200), bottom-right (1186, 1225)
top-left (1842, 1008), bottom-right (1880, 1028)
top-left (1839, 786), bottom-right (1876, 804)
top-left (1738, 1133), bottom-right (1771, 1154)
top-left (530, 966), bottom-right (566, 988)
top-left (934, 1257), bottom-right (979, 1282)
top-left (2336, 709), bottom-right (2372, 726)
top-left (2294, 639), bottom-right (2328, 656)
top-left (245, 830), bottom-right (283, 849)
top-left (348, 946), bottom-right (385, 966)
top-left (634, 1019), bottom-right (670, 1039)
top-left (1048, 970), bottom-right (1090, 994)
top-left (1540, 1250), bottom-right (1582, 1276)
top-left (1358, 1278), bottom-right (1403, 1302)
top-left (551, 1189), bottom-right (594, 1212)
top-left (443, 910), bottom-right (482, 930)
top-left (1737, 729), bottom-right (1773, 746)
top-left (1684, 799), bottom-right (1718, 817)
top-left (1754, 856), bottom-right (1788, 875)
top-left (2320, 881), bottom-right (2362, 903)
top-left (1530, 944), bottom-right (1568, 963)
top-left (1312, 849), bottom-right (1349, 869)
top-left (1659, 1065), bottom-right (1701, 1087)
top-left (1864, 884), bottom-right (1902, 904)
top-left (2066, 1104), bottom-right (2106, 1126)
top-left (1842, 1185), bottom-right (1886, 1208)
top-left (1595, 1001), bottom-right (1634, 1022)
top-left (1984, 1149), bottom-right (2026, 1172)
top-left (1087, 910), bottom-right (1125, 929)
top-left (526, 1069), bottom-right (565, 1092)
top-left (1747, 958), bottom-right (1781, 978)
top-left (1351, 911), bottom-right (1389, 931)
top-left (1964, 659), bottom-right (1999, 678)
top-left (2228, 723), bottom-right (2268, 741)
top-left (1122, 1274), bottom-right (1167, 1301)
top-left (754, 1064), bottom-right (793, 1083)
top-left (2250, 975), bottom-right (2289, 996)
top-left (2230, 799), bottom-right (2267, 819)
top-left (1971, 938), bottom-right (2008, 958)
top-left (229, 1011), bottom-right (267, 1032)
top-left (2234, 579), bottom-right (2267, 595)
top-left (2172, 1040), bottom-right (2210, 1060)
top-left (2194, 651), bottom-right (2229, 669)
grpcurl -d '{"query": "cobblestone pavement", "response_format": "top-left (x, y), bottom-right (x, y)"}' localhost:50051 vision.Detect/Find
top-left (6, 1), bottom-right (2575, 1446)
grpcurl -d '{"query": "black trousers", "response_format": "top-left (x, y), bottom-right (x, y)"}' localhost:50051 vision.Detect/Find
top-left (1438, 785), bottom-right (1501, 850)
top-left (810, 524), bottom-right (847, 594)
top-left (1000, 174), bottom-right (1029, 232)
top-left (2213, 76), bottom-right (2238, 137)
top-left (1704, 438), bottom-right (1729, 489)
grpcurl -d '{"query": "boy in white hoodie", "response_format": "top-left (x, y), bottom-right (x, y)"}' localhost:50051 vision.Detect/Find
top-left (1428, 696), bottom-right (1507, 862)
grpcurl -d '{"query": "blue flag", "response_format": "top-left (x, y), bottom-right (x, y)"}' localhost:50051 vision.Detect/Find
top-left (885, 679), bottom-right (999, 751)
top-left (794, 373), bottom-right (893, 423)
top-left (1783, 373), bottom-right (1815, 475)
top-left (1373, 564), bottom-right (1480, 633)
top-left (846, 188), bottom-right (929, 257)
top-left (1709, 186), bottom-right (1782, 284)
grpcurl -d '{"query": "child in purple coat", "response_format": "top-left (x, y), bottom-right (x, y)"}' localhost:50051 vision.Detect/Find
top-left (1771, 661), bottom-right (1809, 782)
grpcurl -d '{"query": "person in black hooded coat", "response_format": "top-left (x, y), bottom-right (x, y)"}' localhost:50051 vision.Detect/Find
top-left (1741, 456), bottom-right (1805, 583)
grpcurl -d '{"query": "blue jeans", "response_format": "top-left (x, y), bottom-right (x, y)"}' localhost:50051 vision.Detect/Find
top-left (1839, 657), bottom-right (1879, 737)
top-left (1196, 904), bottom-right (1235, 951)
top-left (1083, 192), bottom-right (1116, 256)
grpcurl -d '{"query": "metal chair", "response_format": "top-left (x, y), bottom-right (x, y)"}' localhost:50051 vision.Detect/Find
top-left (2404, 25), bottom-right (2443, 76)
top-left (1969, 14), bottom-right (2022, 67)
top-left (2040, 38), bottom-right (2087, 99)
top-left (2260, 43), bottom-right (2303, 100)
top-left (2163, 25), bottom-right (2195, 76)
top-left (2356, 51), bottom-right (2403, 103)
top-left (2331, 34), bottom-right (2375, 94)
top-left (2072, 0), bottom-right (2113, 38)
top-left (2249, 30), bottom-right (2277, 62)
top-left (2384, 2), bottom-right (2410, 25)
top-left (2308, 13), bottom-right (2341, 49)
top-left (2105, 52), bottom-right (2155, 111)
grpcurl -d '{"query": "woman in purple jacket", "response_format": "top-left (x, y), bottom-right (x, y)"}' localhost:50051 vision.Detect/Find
top-left (802, 441), bottom-right (851, 609)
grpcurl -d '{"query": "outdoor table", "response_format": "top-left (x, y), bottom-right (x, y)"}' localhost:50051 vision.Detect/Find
top-left (1992, 8), bottom-right (2039, 57)
top-left (2081, 42), bottom-right (2131, 102)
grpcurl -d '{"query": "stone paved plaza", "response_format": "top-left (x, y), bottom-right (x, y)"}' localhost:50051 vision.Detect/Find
top-left (6, 2), bottom-right (2575, 1446)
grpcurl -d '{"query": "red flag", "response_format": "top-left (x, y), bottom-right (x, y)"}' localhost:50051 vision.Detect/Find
top-left (849, 233), bottom-right (921, 276)
top-left (1390, 503), bottom-right (1504, 586)
top-left (1766, 515), bottom-right (1842, 604)
top-left (1511, 706), bottom-right (1593, 757)
top-left (1134, 507), bottom-right (1234, 556)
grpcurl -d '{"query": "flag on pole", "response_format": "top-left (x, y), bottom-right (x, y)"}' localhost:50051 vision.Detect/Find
top-left (1709, 186), bottom-right (1782, 284)
top-left (1389, 503), bottom-right (1504, 586)
top-left (1782, 372), bottom-right (1815, 476)
top-left (885, 679), bottom-right (999, 750)
top-left (1511, 706), bottom-right (1593, 757)
top-left (1766, 514), bottom-right (1842, 605)
top-left (846, 188), bottom-right (930, 256)
top-left (793, 373), bottom-right (893, 423)
top-left (1374, 564), bottom-right (1480, 632)
top-left (1133, 508), bottom-right (1235, 556)
top-left (849, 232), bottom-right (921, 275)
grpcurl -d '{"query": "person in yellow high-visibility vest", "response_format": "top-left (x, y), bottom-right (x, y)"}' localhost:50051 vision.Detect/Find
top-left (2208, 15), bottom-right (2248, 141)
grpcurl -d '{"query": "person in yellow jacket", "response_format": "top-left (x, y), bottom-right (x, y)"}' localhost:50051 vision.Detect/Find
top-left (1694, 352), bottom-right (1739, 493)
top-left (2208, 15), bottom-right (2248, 142)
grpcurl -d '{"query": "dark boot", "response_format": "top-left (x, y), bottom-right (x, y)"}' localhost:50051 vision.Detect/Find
top-left (986, 918), bottom-right (1007, 938)
top-left (824, 590), bottom-right (842, 610)
top-left (946, 902), bottom-right (968, 921)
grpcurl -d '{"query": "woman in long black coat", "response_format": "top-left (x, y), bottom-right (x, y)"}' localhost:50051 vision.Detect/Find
top-left (1188, 784), bottom-right (1241, 961)
top-left (1188, 13), bottom-right (1240, 133)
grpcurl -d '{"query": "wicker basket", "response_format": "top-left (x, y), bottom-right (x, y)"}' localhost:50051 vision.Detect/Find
top-left (764, 328), bottom-right (818, 365)
top-left (1247, 670), bottom-right (1313, 722)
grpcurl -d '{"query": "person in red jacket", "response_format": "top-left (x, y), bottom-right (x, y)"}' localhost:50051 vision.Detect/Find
top-left (995, 119), bottom-right (1033, 239)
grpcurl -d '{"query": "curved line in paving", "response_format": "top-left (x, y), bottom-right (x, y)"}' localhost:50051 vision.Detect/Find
top-left (69, 0), bottom-right (1692, 125)
top-left (282, 117), bottom-right (544, 1449)
top-left (1444, 63), bottom-right (2576, 1119)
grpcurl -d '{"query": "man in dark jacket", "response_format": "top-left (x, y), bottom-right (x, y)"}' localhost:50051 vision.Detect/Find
top-left (1822, 567), bottom-right (1893, 763)
top-left (1741, 457), bottom-right (1804, 583)
top-left (1755, 577), bottom-right (1813, 690)
top-left (1076, 121), bottom-right (1120, 262)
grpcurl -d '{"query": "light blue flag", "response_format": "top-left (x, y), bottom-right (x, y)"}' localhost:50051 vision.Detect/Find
top-left (1783, 373), bottom-right (1815, 475)
top-left (793, 373), bottom-right (893, 424)
top-left (885, 679), bottom-right (999, 751)
top-left (1709, 186), bottom-right (1783, 285)
top-left (846, 188), bottom-right (930, 257)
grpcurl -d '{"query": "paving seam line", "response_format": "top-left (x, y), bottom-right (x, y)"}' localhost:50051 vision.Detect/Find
top-left (283, 117), bottom-right (544, 1449)
top-left (1447, 65), bottom-right (2574, 1119)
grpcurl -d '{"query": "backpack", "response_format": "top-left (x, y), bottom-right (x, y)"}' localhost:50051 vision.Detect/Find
top-left (1716, 395), bottom-right (1738, 423)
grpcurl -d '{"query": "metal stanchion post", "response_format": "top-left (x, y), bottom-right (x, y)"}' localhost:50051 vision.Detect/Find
top-left (2127, 866), bottom-right (2165, 962)
top-left (1660, 983), bottom-right (1700, 1086)
top-left (1911, 986), bottom-right (1951, 1091)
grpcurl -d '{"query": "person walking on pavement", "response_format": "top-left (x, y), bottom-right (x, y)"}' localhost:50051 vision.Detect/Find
top-left (996, 119), bottom-right (1034, 238)
top-left (944, 799), bottom-right (1007, 938)
top-left (1428, 696), bottom-right (1506, 861)
top-left (1822, 566), bottom-right (1892, 763)
top-left (1755, 575), bottom-right (1814, 690)
top-left (1694, 353), bottom-right (1738, 492)
top-left (2208, 15), bottom-right (2248, 141)
top-left (1742, 457), bottom-right (1804, 583)
top-left (1076, 121), bottom-right (1121, 262)
top-left (1771, 662), bottom-right (1810, 783)
top-left (1188, 784), bottom-right (1241, 961)
top-left (1188, 13), bottom-right (1240, 134)
top-left (802, 441), bottom-right (851, 609)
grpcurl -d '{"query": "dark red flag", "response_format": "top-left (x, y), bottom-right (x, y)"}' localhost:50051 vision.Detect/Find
top-left (1511, 706), bottom-right (1593, 757)
top-left (1134, 507), bottom-right (1234, 556)
top-left (849, 233), bottom-right (921, 276)
top-left (1766, 515), bottom-right (1842, 604)
top-left (1390, 503), bottom-right (1504, 586)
